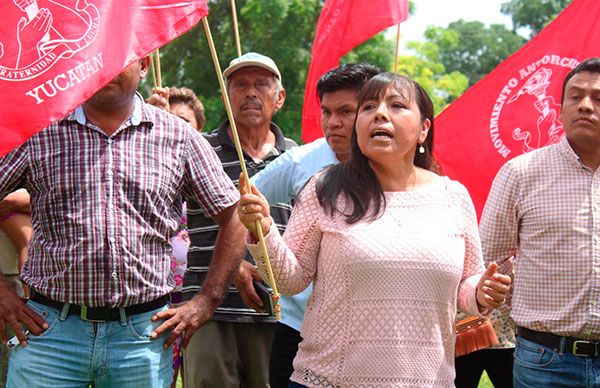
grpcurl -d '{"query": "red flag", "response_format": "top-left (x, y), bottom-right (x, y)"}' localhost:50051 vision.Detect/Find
top-left (0, 0), bottom-right (208, 157)
top-left (434, 0), bottom-right (600, 218)
top-left (301, 0), bottom-right (409, 143)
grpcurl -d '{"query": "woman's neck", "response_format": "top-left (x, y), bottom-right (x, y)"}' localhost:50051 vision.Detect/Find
top-left (369, 159), bottom-right (418, 192)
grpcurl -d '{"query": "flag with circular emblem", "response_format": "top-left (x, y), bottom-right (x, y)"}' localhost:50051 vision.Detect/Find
top-left (434, 0), bottom-right (600, 218)
top-left (0, 0), bottom-right (208, 157)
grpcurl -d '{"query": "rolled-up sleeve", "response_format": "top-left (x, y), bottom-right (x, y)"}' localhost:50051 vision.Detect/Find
top-left (182, 130), bottom-right (239, 218)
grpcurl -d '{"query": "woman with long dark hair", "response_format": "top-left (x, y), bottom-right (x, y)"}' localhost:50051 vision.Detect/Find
top-left (238, 72), bottom-right (510, 388)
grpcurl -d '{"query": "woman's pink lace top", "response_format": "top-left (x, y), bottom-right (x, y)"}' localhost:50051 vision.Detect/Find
top-left (248, 176), bottom-right (485, 387)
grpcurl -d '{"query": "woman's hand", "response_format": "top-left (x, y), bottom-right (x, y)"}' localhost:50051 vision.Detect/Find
top-left (238, 173), bottom-right (271, 239)
top-left (476, 262), bottom-right (511, 310)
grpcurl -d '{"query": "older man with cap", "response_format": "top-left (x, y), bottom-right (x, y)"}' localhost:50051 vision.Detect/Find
top-left (182, 52), bottom-right (297, 388)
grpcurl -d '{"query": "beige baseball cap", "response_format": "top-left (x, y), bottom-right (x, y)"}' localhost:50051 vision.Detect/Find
top-left (223, 52), bottom-right (281, 80)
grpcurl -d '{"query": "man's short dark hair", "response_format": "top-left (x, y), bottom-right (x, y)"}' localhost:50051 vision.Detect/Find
top-left (316, 63), bottom-right (383, 101)
top-left (561, 57), bottom-right (600, 105)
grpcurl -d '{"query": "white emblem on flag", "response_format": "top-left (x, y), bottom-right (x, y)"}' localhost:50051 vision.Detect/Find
top-left (488, 55), bottom-right (580, 159)
top-left (0, 0), bottom-right (100, 82)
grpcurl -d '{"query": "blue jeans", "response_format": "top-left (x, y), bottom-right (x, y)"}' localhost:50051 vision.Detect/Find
top-left (7, 300), bottom-right (172, 388)
top-left (514, 337), bottom-right (600, 387)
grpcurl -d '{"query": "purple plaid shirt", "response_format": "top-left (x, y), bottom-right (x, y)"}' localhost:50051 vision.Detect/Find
top-left (0, 94), bottom-right (239, 307)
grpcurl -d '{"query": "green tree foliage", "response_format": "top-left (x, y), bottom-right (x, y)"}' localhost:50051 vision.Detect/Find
top-left (424, 21), bottom-right (525, 86)
top-left (153, 0), bottom-right (396, 143)
top-left (395, 0), bottom-right (570, 111)
top-left (342, 34), bottom-right (395, 70)
top-left (501, 0), bottom-right (572, 37)
top-left (396, 39), bottom-right (469, 114)
top-left (149, 0), bottom-right (574, 142)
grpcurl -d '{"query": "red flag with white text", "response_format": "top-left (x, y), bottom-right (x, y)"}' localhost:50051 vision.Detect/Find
top-left (0, 0), bottom-right (208, 157)
top-left (434, 0), bottom-right (600, 218)
top-left (301, 0), bottom-right (409, 143)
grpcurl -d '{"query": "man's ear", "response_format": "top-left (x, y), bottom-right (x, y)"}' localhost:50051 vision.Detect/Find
top-left (275, 88), bottom-right (286, 111)
top-left (139, 56), bottom-right (151, 77)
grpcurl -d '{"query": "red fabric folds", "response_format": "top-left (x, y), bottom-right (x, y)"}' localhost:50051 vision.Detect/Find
top-left (434, 0), bottom-right (600, 218)
top-left (301, 0), bottom-right (409, 143)
top-left (0, 0), bottom-right (208, 157)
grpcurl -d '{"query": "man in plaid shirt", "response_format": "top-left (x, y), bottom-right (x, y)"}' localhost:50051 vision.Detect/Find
top-left (481, 57), bottom-right (600, 386)
top-left (0, 56), bottom-right (246, 387)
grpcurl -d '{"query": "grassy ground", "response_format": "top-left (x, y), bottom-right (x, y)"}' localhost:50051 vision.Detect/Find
top-left (479, 371), bottom-right (494, 387)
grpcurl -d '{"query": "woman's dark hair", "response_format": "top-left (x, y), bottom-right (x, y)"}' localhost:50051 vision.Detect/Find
top-left (316, 72), bottom-right (435, 224)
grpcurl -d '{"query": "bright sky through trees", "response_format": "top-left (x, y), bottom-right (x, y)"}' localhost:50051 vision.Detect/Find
top-left (397, 0), bottom-right (515, 45)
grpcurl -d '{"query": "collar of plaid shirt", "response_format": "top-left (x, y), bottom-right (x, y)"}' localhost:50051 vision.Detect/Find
top-left (74, 93), bottom-right (144, 128)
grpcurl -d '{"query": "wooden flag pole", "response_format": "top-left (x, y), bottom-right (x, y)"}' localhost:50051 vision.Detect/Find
top-left (150, 51), bottom-right (158, 89)
top-left (230, 0), bottom-right (242, 57)
top-left (394, 24), bottom-right (401, 73)
top-left (201, 17), bottom-right (280, 319)
top-left (155, 48), bottom-right (163, 88)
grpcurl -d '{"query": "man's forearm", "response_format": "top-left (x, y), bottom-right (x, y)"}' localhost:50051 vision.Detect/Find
top-left (196, 204), bottom-right (246, 310)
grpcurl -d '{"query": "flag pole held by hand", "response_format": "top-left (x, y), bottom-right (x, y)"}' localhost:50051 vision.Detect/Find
top-left (201, 17), bottom-right (280, 320)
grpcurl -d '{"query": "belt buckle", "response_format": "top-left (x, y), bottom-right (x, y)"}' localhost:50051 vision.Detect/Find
top-left (80, 305), bottom-right (106, 323)
top-left (572, 340), bottom-right (598, 357)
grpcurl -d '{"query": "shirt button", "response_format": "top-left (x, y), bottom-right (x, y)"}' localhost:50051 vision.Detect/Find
top-left (110, 237), bottom-right (116, 243)
top-left (111, 272), bottom-right (118, 278)
top-left (107, 139), bottom-right (114, 145)
top-left (593, 301), bottom-right (598, 306)
top-left (594, 267), bottom-right (600, 274)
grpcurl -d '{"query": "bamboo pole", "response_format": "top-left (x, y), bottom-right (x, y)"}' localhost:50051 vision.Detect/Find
top-left (155, 48), bottom-right (162, 88)
top-left (394, 24), bottom-right (401, 73)
top-left (201, 17), bottom-right (280, 319)
top-left (230, 0), bottom-right (242, 57)
top-left (150, 51), bottom-right (158, 89)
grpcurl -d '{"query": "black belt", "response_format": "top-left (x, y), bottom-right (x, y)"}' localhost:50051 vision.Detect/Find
top-left (517, 326), bottom-right (600, 357)
top-left (30, 290), bottom-right (169, 322)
